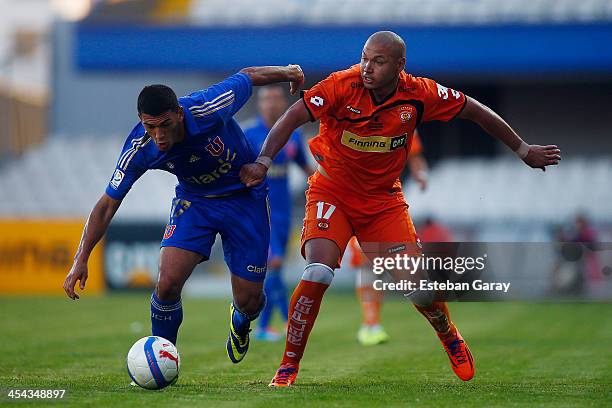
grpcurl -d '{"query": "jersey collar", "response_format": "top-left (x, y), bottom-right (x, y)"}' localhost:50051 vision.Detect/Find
top-left (368, 71), bottom-right (410, 106)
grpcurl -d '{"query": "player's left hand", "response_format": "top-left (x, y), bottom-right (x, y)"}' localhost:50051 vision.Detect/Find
top-left (522, 144), bottom-right (561, 171)
top-left (288, 64), bottom-right (305, 95)
top-left (240, 163), bottom-right (267, 187)
top-left (414, 170), bottom-right (428, 191)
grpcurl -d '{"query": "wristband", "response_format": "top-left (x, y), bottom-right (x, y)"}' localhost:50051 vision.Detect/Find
top-left (515, 141), bottom-right (530, 159)
top-left (255, 156), bottom-right (272, 169)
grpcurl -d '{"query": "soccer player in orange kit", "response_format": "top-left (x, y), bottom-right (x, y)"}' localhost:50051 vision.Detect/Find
top-left (240, 31), bottom-right (561, 386)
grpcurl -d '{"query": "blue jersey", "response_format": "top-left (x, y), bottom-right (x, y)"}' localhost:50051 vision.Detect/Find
top-left (106, 72), bottom-right (265, 201)
top-left (243, 116), bottom-right (307, 225)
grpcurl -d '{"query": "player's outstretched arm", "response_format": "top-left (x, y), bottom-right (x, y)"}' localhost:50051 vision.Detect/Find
top-left (240, 100), bottom-right (311, 187)
top-left (458, 96), bottom-right (561, 171)
top-left (239, 64), bottom-right (304, 95)
top-left (63, 193), bottom-right (121, 300)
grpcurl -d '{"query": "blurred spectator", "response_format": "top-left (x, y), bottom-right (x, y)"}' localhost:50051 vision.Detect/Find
top-left (419, 217), bottom-right (453, 243)
top-left (573, 215), bottom-right (603, 288)
top-left (551, 214), bottom-right (602, 296)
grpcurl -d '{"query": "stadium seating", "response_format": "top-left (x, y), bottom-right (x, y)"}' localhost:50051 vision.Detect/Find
top-left (0, 137), bottom-right (176, 220)
top-left (0, 138), bottom-right (609, 225)
top-left (406, 157), bottom-right (612, 225)
top-left (188, 0), bottom-right (612, 26)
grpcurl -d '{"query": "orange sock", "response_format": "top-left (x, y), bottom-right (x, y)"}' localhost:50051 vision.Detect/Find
top-left (414, 301), bottom-right (453, 336)
top-left (357, 286), bottom-right (382, 326)
top-left (281, 279), bottom-right (329, 365)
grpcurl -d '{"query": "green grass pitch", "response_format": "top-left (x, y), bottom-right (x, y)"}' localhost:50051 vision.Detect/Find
top-left (1, 294), bottom-right (611, 407)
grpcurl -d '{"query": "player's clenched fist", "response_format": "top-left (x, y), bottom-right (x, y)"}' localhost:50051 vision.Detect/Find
top-left (63, 261), bottom-right (88, 300)
top-left (287, 64), bottom-right (304, 95)
top-left (522, 144), bottom-right (561, 171)
top-left (240, 162), bottom-right (268, 187)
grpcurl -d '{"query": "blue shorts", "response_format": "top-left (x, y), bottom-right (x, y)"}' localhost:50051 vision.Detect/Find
top-left (161, 190), bottom-right (270, 282)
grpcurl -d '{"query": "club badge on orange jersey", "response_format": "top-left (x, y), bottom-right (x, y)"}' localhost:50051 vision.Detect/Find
top-left (317, 220), bottom-right (330, 230)
top-left (399, 106), bottom-right (414, 123)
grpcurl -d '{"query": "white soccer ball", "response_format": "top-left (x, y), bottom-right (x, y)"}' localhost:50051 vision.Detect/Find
top-left (126, 336), bottom-right (181, 390)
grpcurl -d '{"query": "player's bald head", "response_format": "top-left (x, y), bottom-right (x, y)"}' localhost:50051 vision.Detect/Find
top-left (365, 31), bottom-right (406, 60)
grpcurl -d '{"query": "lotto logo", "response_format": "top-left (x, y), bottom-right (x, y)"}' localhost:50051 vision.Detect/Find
top-left (110, 169), bottom-right (125, 189)
top-left (310, 96), bottom-right (324, 107)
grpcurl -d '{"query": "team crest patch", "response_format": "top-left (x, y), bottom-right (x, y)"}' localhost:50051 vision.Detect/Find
top-left (110, 169), bottom-right (125, 189)
top-left (163, 225), bottom-right (176, 239)
top-left (399, 106), bottom-right (414, 123)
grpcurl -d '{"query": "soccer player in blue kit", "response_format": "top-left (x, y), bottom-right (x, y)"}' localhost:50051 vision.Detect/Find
top-left (244, 86), bottom-right (314, 341)
top-left (63, 64), bottom-right (305, 364)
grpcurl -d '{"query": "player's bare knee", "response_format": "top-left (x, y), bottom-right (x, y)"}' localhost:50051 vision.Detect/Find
top-left (156, 275), bottom-right (182, 301)
top-left (234, 290), bottom-right (265, 316)
top-left (302, 263), bottom-right (335, 285)
top-left (304, 238), bottom-right (341, 267)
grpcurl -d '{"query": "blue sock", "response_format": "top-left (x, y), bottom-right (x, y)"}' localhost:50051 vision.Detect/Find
top-left (258, 274), bottom-right (276, 330)
top-left (232, 297), bottom-right (265, 337)
top-left (274, 273), bottom-right (289, 322)
top-left (150, 292), bottom-right (183, 345)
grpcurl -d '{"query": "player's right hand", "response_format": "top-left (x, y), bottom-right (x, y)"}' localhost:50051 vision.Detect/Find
top-left (239, 163), bottom-right (267, 187)
top-left (288, 64), bottom-right (305, 95)
top-left (63, 261), bottom-right (88, 300)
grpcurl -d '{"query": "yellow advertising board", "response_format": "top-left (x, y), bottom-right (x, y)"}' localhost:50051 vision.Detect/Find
top-left (0, 220), bottom-right (104, 295)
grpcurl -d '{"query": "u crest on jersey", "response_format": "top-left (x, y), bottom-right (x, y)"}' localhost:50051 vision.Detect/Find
top-left (205, 136), bottom-right (225, 157)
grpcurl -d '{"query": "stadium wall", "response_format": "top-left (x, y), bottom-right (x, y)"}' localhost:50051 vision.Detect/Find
top-left (75, 23), bottom-right (612, 75)
top-left (0, 220), bottom-right (105, 295)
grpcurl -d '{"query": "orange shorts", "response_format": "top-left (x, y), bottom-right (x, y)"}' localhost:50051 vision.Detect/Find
top-left (301, 178), bottom-right (419, 267)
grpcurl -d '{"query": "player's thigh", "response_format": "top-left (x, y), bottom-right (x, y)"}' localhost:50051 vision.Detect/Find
top-left (301, 189), bottom-right (353, 269)
top-left (219, 192), bottom-right (270, 283)
top-left (157, 246), bottom-right (202, 288)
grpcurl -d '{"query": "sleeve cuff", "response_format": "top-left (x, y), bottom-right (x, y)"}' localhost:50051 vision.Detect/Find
top-left (301, 97), bottom-right (316, 122)
top-left (450, 95), bottom-right (468, 121)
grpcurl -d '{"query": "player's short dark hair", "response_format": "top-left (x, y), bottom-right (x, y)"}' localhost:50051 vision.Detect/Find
top-left (137, 84), bottom-right (179, 116)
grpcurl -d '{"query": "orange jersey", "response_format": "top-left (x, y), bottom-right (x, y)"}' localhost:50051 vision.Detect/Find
top-left (303, 64), bottom-right (465, 203)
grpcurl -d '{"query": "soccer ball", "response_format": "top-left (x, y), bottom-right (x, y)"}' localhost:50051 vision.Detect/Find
top-left (126, 336), bottom-right (180, 390)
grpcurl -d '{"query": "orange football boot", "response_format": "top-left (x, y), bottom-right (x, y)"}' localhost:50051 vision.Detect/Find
top-left (269, 363), bottom-right (299, 387)
top-left (438, 324), bottom-right (475, 381)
